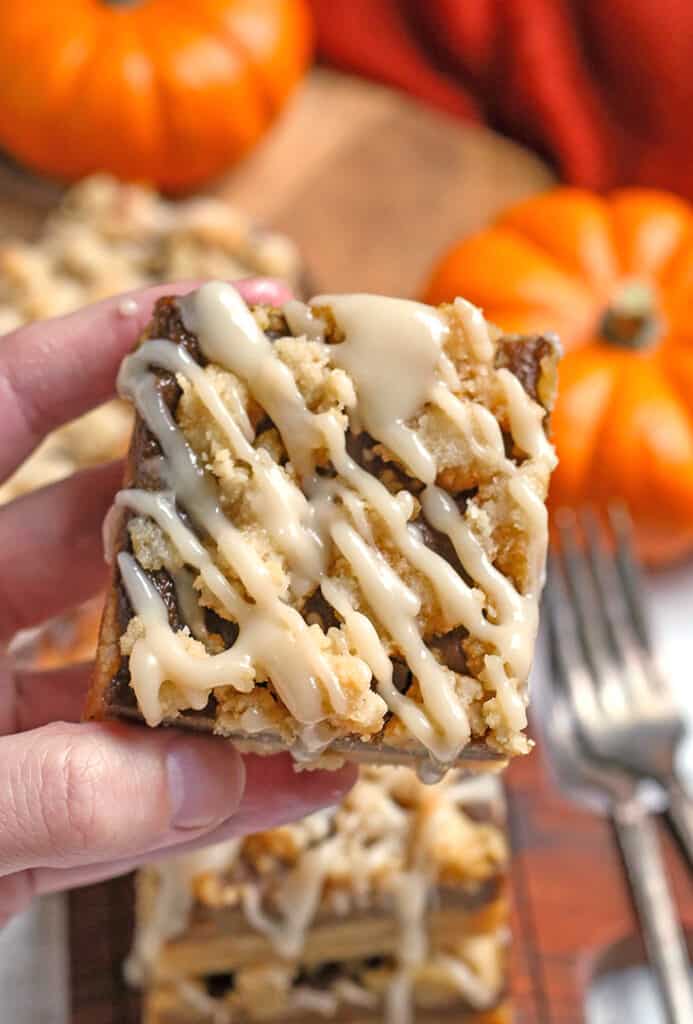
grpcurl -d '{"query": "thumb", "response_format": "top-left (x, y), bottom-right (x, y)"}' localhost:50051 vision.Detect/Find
top-left (0, 721), bottom-right (246, 875)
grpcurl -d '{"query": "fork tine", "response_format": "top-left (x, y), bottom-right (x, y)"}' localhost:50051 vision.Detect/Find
top-left (543, 553), bottom-right (571, 687)
top-left (581, 507), bottom-right (634, 661)
top-left (555, 511), bottom-right (627, 718)
top-left (608, 502), bottom-right (652, 651)
top-left (582, 505), bottom-right (661, 706)
top-left (544, 546), bottom-right (603, 729)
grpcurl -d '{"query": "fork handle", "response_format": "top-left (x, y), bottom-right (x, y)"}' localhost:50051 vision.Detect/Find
top-left (612, 802), bottom-right (693, 1024)
top-left (665, 777), bottom-right (693, 874)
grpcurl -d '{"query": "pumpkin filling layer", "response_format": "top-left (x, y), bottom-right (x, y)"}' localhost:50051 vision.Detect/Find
top-left (90, 282), bottom-right (559, 770)
top-left (130, 767), bottom-right (509, 1024)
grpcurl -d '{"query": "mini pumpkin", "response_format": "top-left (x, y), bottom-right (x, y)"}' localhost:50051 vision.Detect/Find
top-left (0, 0), bottom-right (311, 192)
top-left (425, 188), bottom-right (693, 564)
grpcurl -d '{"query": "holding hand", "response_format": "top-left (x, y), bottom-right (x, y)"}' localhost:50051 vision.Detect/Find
top-left (0, 278), bottom-right (355, 925)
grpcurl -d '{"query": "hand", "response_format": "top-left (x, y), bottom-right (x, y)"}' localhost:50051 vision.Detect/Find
top-left (0, 278), bottom-right (356, 925)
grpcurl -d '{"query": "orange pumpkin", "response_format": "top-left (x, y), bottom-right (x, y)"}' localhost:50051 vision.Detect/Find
top-left (425, 188), bottom-right (693, 565)
top-left (0, 0), bottom-right (311, 193)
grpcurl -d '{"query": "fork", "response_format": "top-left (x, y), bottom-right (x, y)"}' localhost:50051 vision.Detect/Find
top-left (543, 508), bottom-right (693, 1024)
top-left (553, 505), bottom-right (693, 868)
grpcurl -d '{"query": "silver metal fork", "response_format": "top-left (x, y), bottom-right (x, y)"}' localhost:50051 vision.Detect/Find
top-left (543, 506), bottom-right (693, 1024)
top-left (553, 505), bottom-right (693, 866)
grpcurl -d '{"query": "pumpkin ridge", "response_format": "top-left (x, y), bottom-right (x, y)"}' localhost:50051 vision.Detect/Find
top-left (218, 28), bottom-right (276, 122)
top-left (553, 352), bottom-right (623, 509)
top-left (607, 189), bottom-right (693, 280)
top-left (183, 0), bottom-right (276, 121)
top-left (56, 20), bottom-right (117, 166)
top-left (582, 358), bottom-right (655, 516)
top-left (655, 229), bottom-right (693, 293)
top-left (493, 221), bottom-right (600, 291)
top-left (138, 6), bottom-right (246, 191)
top-left (8, 15), bottom-right (100, 163)
top-left (424, 227), bottom-right (595, 329)
top-left (657, 349), bottom-right (693, 445)
top-left (621, 358), bottom-right (693, 540)
top-left (129, 12), bottom-right (171, 183)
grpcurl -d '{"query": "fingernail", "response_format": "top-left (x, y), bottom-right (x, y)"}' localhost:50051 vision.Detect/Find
top-left (167, 740), bottom-right (245, 830)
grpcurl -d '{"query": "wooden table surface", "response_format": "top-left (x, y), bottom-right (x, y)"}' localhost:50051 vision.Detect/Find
top-left (1, 70), bottom-right (689, 1023)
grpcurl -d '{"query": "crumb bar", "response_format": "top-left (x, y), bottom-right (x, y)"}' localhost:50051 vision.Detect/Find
top-left (129, 769), bottom-right (510, 1024)
top-left (87, 281), bottom-right (559, 770)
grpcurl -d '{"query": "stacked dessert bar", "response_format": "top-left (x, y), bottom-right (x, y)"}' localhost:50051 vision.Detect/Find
top-left (86, 279), bottom-right (558, 1019)
top-left (130, 769), bottom-right (510, 1024)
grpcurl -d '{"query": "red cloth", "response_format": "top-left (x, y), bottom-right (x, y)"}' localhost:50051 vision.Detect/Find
top-left (308, 0), bottom-right (693, 199)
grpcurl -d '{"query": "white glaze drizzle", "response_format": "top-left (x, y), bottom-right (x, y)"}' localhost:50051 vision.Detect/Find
top-left (453, 296), bottom-right (494, 361)
top-left (130, 768), bottom-right (505, 1022)
top-left (282, 298), bottom-right (327, 341)
top-left (427, 953), bottom-right (499, 1009)
top-left (125, 839), bottom-right (242, 987)
top-left (313, 294), bottom-right (448, 483)
top-left (386, 869), bottom-right (429, 1024)
top-left (115, 281), bottom-right (555, 764)
top-left (497, 367), bottom-right (555, 462)
top-left (116, 356), bottom-right (346, 722)
top-left (241, 837), bottom-right (340, 959)
top-left (171, 567), bottom-right (208, 642)
top-left (178, 284), bottom-right (323, 477)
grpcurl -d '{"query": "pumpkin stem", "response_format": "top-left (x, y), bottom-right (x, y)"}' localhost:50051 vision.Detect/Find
top-left (600, 280), bottom-right (659, 350)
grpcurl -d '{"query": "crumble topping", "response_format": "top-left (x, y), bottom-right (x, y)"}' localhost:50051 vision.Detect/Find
top-left (108, 283), bottom-right (558, 767)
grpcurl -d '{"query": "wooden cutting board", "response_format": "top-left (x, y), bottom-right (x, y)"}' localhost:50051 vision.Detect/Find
top-left (219, 70), bottom-right (553, 295)
top-left (6, 69), bottom-right (688, 1024)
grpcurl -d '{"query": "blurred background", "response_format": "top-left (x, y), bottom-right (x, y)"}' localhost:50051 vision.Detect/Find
top-left (0, 2), bottom-right (692, 1022)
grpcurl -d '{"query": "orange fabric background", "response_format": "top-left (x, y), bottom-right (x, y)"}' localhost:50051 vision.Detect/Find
top-left (308, 0), bottom-right (693, 199)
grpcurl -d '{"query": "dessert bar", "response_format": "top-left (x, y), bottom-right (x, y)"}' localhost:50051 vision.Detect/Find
top-left (88, 281), bottom-right (559, 771)
top-left (129, 769), bottom-right (510, 1024)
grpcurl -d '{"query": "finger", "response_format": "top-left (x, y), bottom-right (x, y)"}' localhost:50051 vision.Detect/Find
top-left (0, 723), bottom-right (354, 878)
top-left (0, 658), bottom-right (15, 737)
top-left (32, 755), bottom-right (356, 896)
top-left (0, 721), bottom-right (243, 876)
top-left (14, 662), bottom-right (93, 732)
top-left (0, 752), bottom-right (355, 922)
top-left (0, 461), bottom-right (121, 644)
top-left (0, 277), bottom-right (293, 481)
top-left (240, 279), bottom-right (294, 306)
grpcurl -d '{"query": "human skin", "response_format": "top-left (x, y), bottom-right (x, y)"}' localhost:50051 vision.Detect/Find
top-left (0, 278), bottom-right (356, 926)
